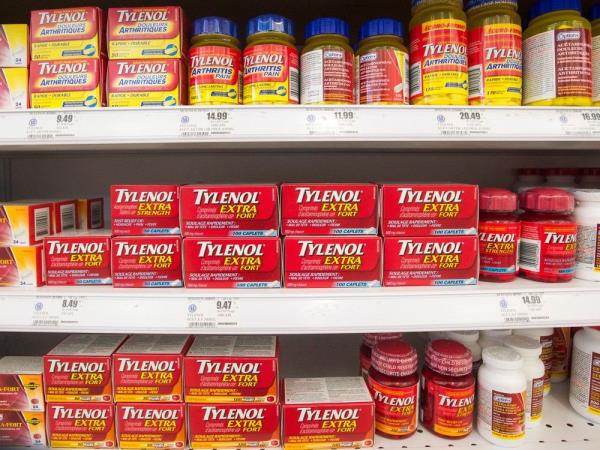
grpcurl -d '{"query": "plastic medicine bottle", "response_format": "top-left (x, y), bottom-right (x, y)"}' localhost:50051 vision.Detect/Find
top-left (574, 189), bottom-right (600, 281)
top-left (479, 329), bottom-right (512, 349)
top-left (446, 330), bottom-right (483, 373)
top-left (591, 4), bottom-right (600, 105)
top-left (514, 328), bottom-right (554, 396)
top-left (360, 333), bottom-right (404, 379)
top-left (551, 327), bottom-right (572, 382)
top-left (569, 326), bottom-right (600, 423)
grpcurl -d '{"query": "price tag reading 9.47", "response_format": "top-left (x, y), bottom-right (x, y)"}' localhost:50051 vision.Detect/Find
top-left (216, 300), bottom-right (233, 311)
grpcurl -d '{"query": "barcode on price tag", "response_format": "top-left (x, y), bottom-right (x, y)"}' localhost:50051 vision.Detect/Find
top-left (497, 292), bottom-right (549, 324)
top-left (31, 297), bottom-right (61, 328)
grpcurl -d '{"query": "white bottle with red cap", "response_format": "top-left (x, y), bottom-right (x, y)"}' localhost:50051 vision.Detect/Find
top-left (569, 327), bottom-right (600, 424)
top-left (574, 189), bottom-right (600, 281)
top-left (544, 168), bottom-right (577, 191)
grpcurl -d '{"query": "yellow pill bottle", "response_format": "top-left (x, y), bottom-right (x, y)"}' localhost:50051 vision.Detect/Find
top-left (409, 0), bottom-right (469, 105)
top-left (466, 0), bottom-right (522, 105)
top-left (243, 14), bottom-right (299, 105)
top-left (523, 0), bottom-right (592, 106)
top-left (591, 4), bottom-right (600, 105)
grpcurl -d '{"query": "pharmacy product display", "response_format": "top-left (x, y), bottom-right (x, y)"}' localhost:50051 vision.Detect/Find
top-left (574, 189), bottom-right (600, 281)
top-left (569, 326), bottom-right (600, 423)
top-left (551, 327), bottom-right (573, 383)
top-left (479, 329), bottom-right (513, 349)
top-left (360, 333), bottom-right (404, 379)
top-left (514, 328), bottom-right (554, 396)
top-left (593, 4), bottom-right (600, 105)
top-left (0, 23), bottom-right (28, 109)
top-left (446, 330), bottom-right (483, 372)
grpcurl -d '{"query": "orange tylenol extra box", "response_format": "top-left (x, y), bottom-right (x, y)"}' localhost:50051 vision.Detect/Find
top-left (0, 201), bottom-right (53, 246)
top-left (0, 357), bottom-right (44, 411)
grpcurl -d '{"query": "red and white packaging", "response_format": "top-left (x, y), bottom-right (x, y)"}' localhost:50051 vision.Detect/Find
top-left (180, 185), bottom-right (279, 237)
top-left (0, 245), bottom-right (44, 287)
top-left (46, 403), bottom-right (115, 449)
top-left (111, 236), bottom-right (183, 288)
top-left (0, 201), bottom-right (53, 246)
top-left (380, 184), bottom-right (479, 236)
top-left (281, 183), bottom-right (378, 235)
top-left (0, 411), bottom-right (46, 447)
top-left (78, 197), bottom-right (104, 230)
top-left (284, 236), bottom-right (382, 288)
top-left (113, 335), bottom-right (192, 403)
top-left (111, 185), bottom-right (180, 235)
top-left (0, 357), bottom-right (44, 411)
top-left (116, 403), bottom-right (186, 449)
top-left (43, 334), bottom-right (127, 403)
top-left (188, 403), bottom-right (280, 449)
top-left (184, 336), bottom-right (279, 403)
top-left (50, 199), bottom-right (78, 232)
top-left (282, 377), bottom-right (375, 450)
top-left (383, 236), bottom-right (479, 286)
top-left (44, 231), bottom-right (112, 286)
top-left (183, 237), bottom-right (281, 288)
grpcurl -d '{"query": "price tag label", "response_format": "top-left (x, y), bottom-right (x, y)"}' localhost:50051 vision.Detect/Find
top-left (59, 296), bottom-right (85, 326)
top-left (556, 110), bottom-right (600, 136)
top-left (305, 109), bottom-right (359, 136)
top-left (31, 297), bottom-right (61, 328)
top-left (186, 298), bottom-right (239, 329)
top-left (497, 292), bottom-right (549, 324)
top-left (26, 112), bottom-right (80, 140)
top-left (179, 110), bottom-right (234, 138)
top-left (435, 110), bottom-right (490, 137)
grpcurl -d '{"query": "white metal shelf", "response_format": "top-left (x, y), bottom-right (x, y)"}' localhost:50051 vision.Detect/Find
top-left (1, 278), bottom-right (599, 334)
top-left (2, 106), bottom-right (600, 151)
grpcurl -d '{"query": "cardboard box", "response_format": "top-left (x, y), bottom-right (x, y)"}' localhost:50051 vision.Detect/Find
top-left (183, 237), bottom-right (281, 288)
top-left (50, 199), bottom-right (78, 233)
top-left (281, 183), bottom-right (378, 235)
top-left (0, 24), bottom-right (28, 67)
top-left (380, 184), bottom-right (479, 236)
top-left (116, 403), bottom-right (185, 449)
top-left (0, 411), bottom-right (46, 447)
top-left (188, 403), bottom-right (280, 449)
top-left (282, 377), bottom-right (374, 450)
top-left (113, 335), bottom-right (192, 402)
top-left (44, 334), bottom-right (127, 403)
top-left (284, 236), bottom-right (382, 288)
top-left (180, 185), bottom-right (279, 237)
top-left (46, 403), bottom-right (115, 448)
top-left (0, 357), bottom-right (43, 411)
top-left (78, 197), bottom-right (104, 230)
top-left (184, 336), bottom-right (279, 403)
top-left (0, 245), bottom-right (44, 287)
top-left (0, 68), bottom-right (28, 110)
top-left (44, 231), bottom-right (112, 286)
top-left (0, 201), bottom-right (53, 246)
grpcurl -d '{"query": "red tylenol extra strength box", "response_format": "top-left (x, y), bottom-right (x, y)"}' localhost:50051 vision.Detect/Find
top-left (284, 236), bottom-right (382, 288)
top-left (180, 185), bottom-right (279, 237)
top-left (380, 184), bottom-right (478, 236)
top-left (183, 237), bottom-right (281, 288)
top-left (46, 403), bottom-right (115, 448)
top-left (116, 403), bottom-right (186, 449)
top-left (281, 183), bottom-right (378, 235)
top-left (282, 377), bottom-right (374, 450)
top-left (184, 336), bottom-right (279, 403)
top-left (43, 334), bottom-right (127, 403)
top-left (188, 403), bottom-right (280, 449)
top-left (383, 236), bottom-right (479, 286)
top-left (113, 335), bottom-right (192, 403)
top-left (0, 357), bottom-right (44, 411)
top-left (111, 184), bottom-right (180, 235)
top-left (44, 231), bottom-right (112, 286)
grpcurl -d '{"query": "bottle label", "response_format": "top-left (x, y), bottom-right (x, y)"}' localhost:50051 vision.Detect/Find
top-left (409, 19), bottom-right (468, 103)
top-left (593, 34), bottom-right (600, 102)
top-left (189, 45), bottom-right (241, 105)
top-left (540, 334), bottom-right (554, 394)
top-left (301, 46), bottom-right (354, 104)
top-left (576, 224), bottom-right (600, 272)
top-left (422, 379), bottom-right (474, 437)
top-left (359, 47), bottom-right (409, 104)
top-left (243, 43), bottom-right (299, 104)
top-left (529, 376), bottom-right (545, 423)
top-left (478, 221), bottom-right (521, 275)
top-left (523, 28), bottom-right (592, 104)
top-left (360, 353), bottom-right (370, 380)
top-left (551, 327), bottom-right (571, 381)
top-left (519, 221), bottom-right (577, 276)
top-left (368, 378), bottom-right (418, 437)
top-left (467, 23), bottom-right (522, 103)
top-left (590, 352), bottom-right (600, 415)
top-left (490, 390), bottom-right (526, 440)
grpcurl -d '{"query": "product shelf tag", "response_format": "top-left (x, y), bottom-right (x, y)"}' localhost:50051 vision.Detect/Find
top-left (497, 291), bottom-right (548, 324)
top-left (186, 297), bottom-right (240, 329)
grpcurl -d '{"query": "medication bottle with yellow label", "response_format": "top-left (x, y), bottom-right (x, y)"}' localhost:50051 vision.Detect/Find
top-left (409, 0), bottom-right (469, 105)
top-left (466, 0), bottom-right (523, 105)
top-left (358, 18), bottom-right (410, 104)
top-left (523, 0), bottom-right (592, 106)
top-left (243, 14), bottom-right (299, 104)
top-left (189, 17), bottom-right (242, 105)
top-left (591, 4), bottom-right (600, 105)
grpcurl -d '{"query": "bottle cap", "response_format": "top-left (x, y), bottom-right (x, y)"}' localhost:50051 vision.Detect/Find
top-left (574, 189), bottom-right (600, 202)
top-left (480, 188), bottom-right (518, 212)
top-left (193, 17), bottom-right (239, 39)
top-left (425, 339), bottom-right (473, 376)
top-left (446, 330), bottom-right (480, 343)
top-left (519, 188), bottom-right (575, 212)
top-left (481, 329), bottom-right (512, 338)
top-left (543, 168), bottom-right (578, 177)
top-left (362, 332), bottom-right (403, 348)
top-left (513, 328), bottom-right (554, 339)
top-left (465, 0), bottom-right (517, 11)
top-left (531, 0), bottom-right (582, 20)
top-left (482, 346), bottom-right (524, 370)
top-left (371, 340), bottom-right (418, 377)
top-left (504, 335), bottom-right (543, 357)
top-left (412, 0), bottom-right (464, 10)
top-left (359, 18), bottom-right (404, 41)
top-left (305, 18), bottom-right (350, 39)
top-left (247, 14), bottom-right (294, 37)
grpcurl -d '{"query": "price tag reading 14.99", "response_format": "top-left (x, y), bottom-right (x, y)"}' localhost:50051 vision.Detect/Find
top-left (498, 292), bottom-right (549, 324)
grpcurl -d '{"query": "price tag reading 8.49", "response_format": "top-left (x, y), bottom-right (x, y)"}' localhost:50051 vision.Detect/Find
top-left (497, 292), bottom-right (549, 324)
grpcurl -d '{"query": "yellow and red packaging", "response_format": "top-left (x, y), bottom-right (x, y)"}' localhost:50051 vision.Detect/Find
top-left (0, 245), bottom-right (44, 287)
top-left (0, 201), bottom-right (53, 246)
top-left (383, 236), bottom-right (479, 286)
top-left (0, 411), bottom-right (46, 447)
top-left (78, 197), bottom-right (105, 230)
top-left (284, 236), bottom-right (382, 288)
top-left (116, 403), bottom-right (186, 449)
top-left (380, 184), bottom-right (479, 236)
top-left (0, 24), bottom-right (29, 67)
top-left (49, 199), bottom-right (78, 232)
top-left (113, 335), bottom-right (192, 402)
top-left (282, 377), bottom-right (375, 450)
top-left (107, 6), bottom-right (187, 60)
top-left (44, 231), bottom-right (112, 286)
top-left (107, 59), bottom-right (186, 107)
top-left (184, 336), bottom-right (279, 403)
top-left (29, 58), bottom-right (105, 108)
top-left (46, 402), bottom-right (115, 449)
top-left (0, 68), bottom-right (28, 110)
top-left (111, 184), bottom-right (180, 235)
top-left (188, 403), bottom-right (280, 449)
top-left (30, 7), bottom-right (104, 61)
top-left (43, 334), bottom-right (127, 403)
top-left (0, 356), bottom-right (44, 411)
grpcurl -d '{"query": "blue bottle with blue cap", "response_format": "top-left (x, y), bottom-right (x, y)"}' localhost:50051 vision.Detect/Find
top-left (591, 3), bottom-right (600, 104)
top-left (301, 18), bottom-right (355, 104)
top-left (243, 14), bottom-right (299, 104)
top-left (357, 18), bottom-right (410, 104)
top-left (189, 17), bottom-right (242, 105)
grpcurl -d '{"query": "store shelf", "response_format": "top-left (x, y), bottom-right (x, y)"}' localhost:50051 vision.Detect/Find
top-left (2, 106), bottom-right (600, 152)
top-left (1, 278), bottom-right (599, 334)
